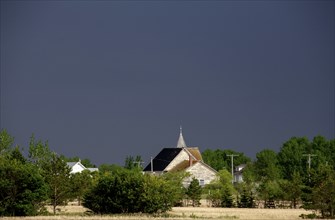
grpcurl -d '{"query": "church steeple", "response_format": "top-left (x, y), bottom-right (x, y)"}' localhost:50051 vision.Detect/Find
top-left (177, 126), bottom-right (187, 148)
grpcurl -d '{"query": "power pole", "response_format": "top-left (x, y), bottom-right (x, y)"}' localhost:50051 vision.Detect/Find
top-left (227, 154), bottom-right (239, 184)
top-left (150, 157), bottom-right (153, 173)
top-left (303, 154), bottom-right (316, 182)
top-left (133, 161), bottom-right (144, 168)
top-left (303, 154), bottom-right (317, 170)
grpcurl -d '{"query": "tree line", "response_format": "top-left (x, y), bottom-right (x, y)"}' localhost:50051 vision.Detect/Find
top-left (0, 129), bottom-right (334, 218)
top-left (202, 136), bottom-right (335, 218)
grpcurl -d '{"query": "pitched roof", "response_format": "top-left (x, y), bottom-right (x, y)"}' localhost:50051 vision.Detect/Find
top-left (143, 148), bottom-right (182, 172)
top-left (185, 147), bottom-right (202, 161)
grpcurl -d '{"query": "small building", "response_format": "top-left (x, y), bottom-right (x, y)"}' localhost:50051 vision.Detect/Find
top-left (67, 161), bottom-right (98, 174)
top-left (143, 127), bottom-right (217, 187)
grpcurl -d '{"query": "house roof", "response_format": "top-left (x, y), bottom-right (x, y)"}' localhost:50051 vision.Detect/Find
top-left (185, 147), bottom-right (202, 161)
top-left (87, 168), bottom-right (99, 172)
top-left (143, 148), bottom-right (183, 171)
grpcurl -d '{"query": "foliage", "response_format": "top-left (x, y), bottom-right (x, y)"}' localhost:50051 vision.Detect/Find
top-left (60, 155), bottom-right (96, 168)
top-left (186, 178), bottom-right (202, 207)
top-left (279, 171), bottom-right (303, 208)
top-left (254, 149), bottom-right (281, 182)
top-left (0, 129), bottom-right (15, 154)
top-left (304, 165), bottom-right (335, 218)
top-left (202, 149), bottom-right (251, 172)
top-left (45, 154), bottom-right (72, 214)
top-left (0, 154), bottom-right (48, 216)
top-left (28, 135), bottom-right (72, 214)
top-left (161, 171), bottom-right (188, 206)
top-left (277, 137), bottom-right (310, 180)
top-left (99, 163), bottom-right (124, 174)
top-left (124, 155), bottom-right (143, 170)
top-left (83, 169), bottom-right (179, 214)
top-left (69, 170), bottom-right (97, 205)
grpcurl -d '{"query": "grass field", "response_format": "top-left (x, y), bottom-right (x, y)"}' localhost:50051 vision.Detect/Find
top-left (1, 205), bottom-right (315, 220)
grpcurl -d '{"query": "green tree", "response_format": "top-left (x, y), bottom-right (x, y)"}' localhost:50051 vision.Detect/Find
top-left (305, 164), bottom-right (335, 218)
top-left (0, 129), bottom-right (15, 154)
top-left (83, 169), bottom-right (178, 214)
top-left (186, 178), bottom-right (202, 207)
top-left (278, 137), bottom-right (310, 180)
top-left (254, 149), bottom-right (281, 182)
top-left (279, 171), bottom-right (303, 208)
top-left (124, 155), bottom-right (143, 170)
top-left (99, 163), bottom-right (123, 174)
top-left (69, 170), bottom-right (95, 205)
top-left (45, 153), bottom-right (72, 214)
top-left (0, 155), bottom-right (48, 216)
top-left (202, 149), bottom-right (251, 172)
top-left (28, 136), bottom-right (71, 214)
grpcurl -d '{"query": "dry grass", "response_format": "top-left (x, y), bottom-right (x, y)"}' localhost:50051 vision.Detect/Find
top-left (1, 205), bottom-right (314, 220)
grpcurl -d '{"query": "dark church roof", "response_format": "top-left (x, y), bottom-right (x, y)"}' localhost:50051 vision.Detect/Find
top-left (143, 148), bottom-right (182, 172)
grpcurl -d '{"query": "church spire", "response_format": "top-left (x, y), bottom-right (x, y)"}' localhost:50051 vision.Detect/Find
top-left (177, 126), bottom-right (187, 148)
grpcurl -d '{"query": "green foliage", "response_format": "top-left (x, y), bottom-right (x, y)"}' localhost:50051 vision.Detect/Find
top-left (28, 135), bottom-right (72, 214)
top-left (277, 137), bottom-right (310, 180)
top-left (99, 163), bottom-right (123, 174)
top-left (186, 178), bottom-right (202, 207)
top-left (279, 171), bottom-right (303, 208)
top-left (69, 170), bottom-right (96, 205)
top-left (0, 155), bottom-right (48, 216)
top-left (161, 171), bottom-right (188, 206)
top-left (83, 169), bottom-right (179, 214)
top-left (0, 129), bottom-right (15, 154)
top-left (60, 155), bottom-right (96, 168)
top-left (202, 149), bottom-right (251, 172)
top-left (124, 155), bottom-right (143, 170)
top-left (305, 165), bottom-right (335, 218)
top-left (254, 149), bottom-right (281, 182)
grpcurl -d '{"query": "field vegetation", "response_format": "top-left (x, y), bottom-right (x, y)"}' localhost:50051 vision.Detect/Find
top-left (0, 129), bottom-right (334, 219)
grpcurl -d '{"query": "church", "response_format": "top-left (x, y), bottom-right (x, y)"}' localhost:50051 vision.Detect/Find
top-left (143, 127), bottom-right (217, 187)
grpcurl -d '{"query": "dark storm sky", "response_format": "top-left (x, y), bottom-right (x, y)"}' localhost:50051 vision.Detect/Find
top-left (1, 1), bottom-right (334, 166)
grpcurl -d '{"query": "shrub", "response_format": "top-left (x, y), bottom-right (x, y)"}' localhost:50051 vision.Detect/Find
top-left (83, 169), bottom-right (178, 214)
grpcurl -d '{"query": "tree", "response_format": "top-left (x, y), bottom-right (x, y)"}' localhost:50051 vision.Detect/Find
top-left (0, 154), bottom-right (48, 216)
top-left (202, 149), bottom-right (251, 172)
top-left (69, 170), bottom-right (96, 205)
top-left (124, 155), bottom-right (143, 170)
top-left (186, 178), bottom-right (202, 207)
top-left (304, 164), bottom-right (335, 218)
top-left (83, 169), bottom-right (179, 214)
top-left (278, 137), bottom-right (310, 180)
top-left (254, 149), bottom-right (281, 182)
top-left (0, 129), bottom-right (15, 154)
top-left (45, 153), bottom-right (72, 214)
top-left (279, 171), bottom-right (303, 208)
top-left (28, 135), bottom-right (71, 214)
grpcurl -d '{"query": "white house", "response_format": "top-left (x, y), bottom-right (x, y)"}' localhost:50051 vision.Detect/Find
top-left (143, 127), bottom-right (217, 187)
top-left (67, 161), bottom-right (98, 174)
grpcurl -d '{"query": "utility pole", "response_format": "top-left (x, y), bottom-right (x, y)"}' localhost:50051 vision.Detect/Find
top-left (303, 154), bottom-right (317, 170)
top-left (133, 161), bottom-right (144, 168)
top-left (150, 157), bottom-right (153, 173)
top-left (303, 154), bottom-right (316, 182)
top-left (227, 154), bottom-right (239, 184)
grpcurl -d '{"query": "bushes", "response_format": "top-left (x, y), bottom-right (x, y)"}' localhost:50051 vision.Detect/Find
top-left (83, 169), bottom-right (181, 214)
top-left (0, 158), bottom-right (48, 216)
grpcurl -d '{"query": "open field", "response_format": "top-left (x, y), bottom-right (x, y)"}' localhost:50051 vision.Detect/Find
top-left (1, 205), bottom-right (315, 220)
